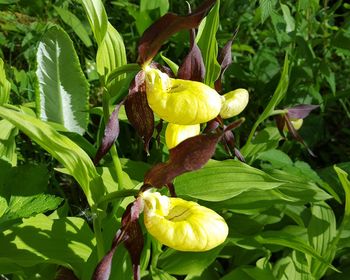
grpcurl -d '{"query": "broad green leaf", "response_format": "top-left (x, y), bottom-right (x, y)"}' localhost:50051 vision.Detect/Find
top-left (0, 119), bottom-right (17, 165)
top-left (0, 214), bottom-right (96, 279)
top-left (36, 26), bottom-right (89, 135)
top-left (258, 149), bottom-right (293, 168)
top-left (334, 166), bottom-right (350, 219)
top-left (158, 246), bottom-right (223, 276)
top-left (54, 6), bottom-right (92, 47)
top-left (175, 160), bottom-right (284, 201)
top-left (308, 202), bottom-right (337, 279)
top-left (140, 0), bottom-right (169, 15)
top-left (0, 57), bottom-right (10, 105)
top-left (81, 0), bottom-right (108, 45)
top-left (242, 53), bottom-right (290, 154)
top-left (196, 0), bottom-right (221, 87)
top-left (0, 106), bottom-right (103, 206)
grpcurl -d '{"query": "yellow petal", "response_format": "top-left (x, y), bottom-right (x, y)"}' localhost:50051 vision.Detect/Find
top-left (220, 88), bottom-right (249, 119)
top-left (144, 68), bottom-right (223, 125)
top-left (142, 192), bottom-right (228, 252)
top-left (165, 123), bottom-right (200, 149)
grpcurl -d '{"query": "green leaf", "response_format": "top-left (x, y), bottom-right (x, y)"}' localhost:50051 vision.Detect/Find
top-left (0, 162), bottom-right (63, 226)
top-left (0, 106), bottom-right (103, 206)
top-left (256, 229), bottom-right (336, 271)
top-left (0, 119), bottom-right (17, 165)
top-left (0, 57), bottom-right (11, 105)
top-left (96, 23), bottom-right (127, 78)
top-left (35, 26), bottom-right (89, 135)
top-left (273, 251), bottom-right (312, 279)
top-left (308, 202), bottom-right (337, 279)
top-left (280, 3), bottom-right (295, 33)
top-left (160, 52), bottom-right (179, 76)
top-left (242, 53), bottom-right (290, 154)
top-left (334, 166), bottom-right (350, 219)
top-left (54, 6), bottom-right (92, 47)
top-left (174, 160), bottom-right (284, 201)
top-left (196, 0), bottom-right (221, 87)
top-left (221, 266), bottom-right (276, 280)
top-left (158, 246), bottom-right (222, 276)
top-left (81, 0), bottom-right (108, 45)
top-left (258, 0), bottom-right (277, 23)
top-left (0, 214), bottom-right (96, 279)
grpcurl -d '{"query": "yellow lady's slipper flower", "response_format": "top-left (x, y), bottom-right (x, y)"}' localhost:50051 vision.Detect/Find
top-left (144, 68), bottom-right (223, 125)
top-left (141, 191), bottom-right (228, 252)
top-left (165, 123), bottom-right (200, 149)
top-left (220, 88), bottom-right (249, 119)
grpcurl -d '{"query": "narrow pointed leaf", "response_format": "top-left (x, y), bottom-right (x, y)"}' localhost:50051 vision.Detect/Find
top-left (196, 0), bottom-right (221, 87)
top-left (36, 26), bottom-right (89, 135)
top-left (138, 0), bottom-right (217, 65)
top-left (94, 101), bottom-right (124, 165)
top-left (125, 71), bottom-right (154, 153)
top-left (0, 58), bottom-right (11, 105)
top-left (177, 29), bottom-right (205, 82)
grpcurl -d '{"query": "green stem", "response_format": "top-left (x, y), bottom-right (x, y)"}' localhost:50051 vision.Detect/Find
top-left (92, 206), bottom-right (105, 260)
top-left (98, 189), bottom-right (139, 206)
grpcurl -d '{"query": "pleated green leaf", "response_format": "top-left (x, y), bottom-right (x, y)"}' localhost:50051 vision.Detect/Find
top-left (0, 57), bottom-right (11, 105)
top-left (0, 106), bottom-right (103, 206)
top-left (35, 26), bottom-right (89, 135)
top-left (81, 0), bottom-right (108, 45)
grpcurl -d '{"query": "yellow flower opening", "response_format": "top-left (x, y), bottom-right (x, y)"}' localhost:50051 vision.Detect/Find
top-left (165, 123), bottom-right (200, 149)
top-left (284, 118), bottom-right (303, 131)
top-left (220, 88), bottom-right (249, 119)
top-left (141, 192), bottom-right (228, 252)
top-left (144, 68), bottom-right (223, 125)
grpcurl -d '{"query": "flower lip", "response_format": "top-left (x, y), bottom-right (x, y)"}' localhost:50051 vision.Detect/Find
top-left (141, 191), bottom-right (228, 252)
top-left (144, 68), bottom-right (223, 125)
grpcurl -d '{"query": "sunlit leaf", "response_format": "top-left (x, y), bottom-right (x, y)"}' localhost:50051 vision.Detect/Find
top-left (0, 106), bottom-right (103, 206)
top-left (35, 26), bottom-right (89, 135)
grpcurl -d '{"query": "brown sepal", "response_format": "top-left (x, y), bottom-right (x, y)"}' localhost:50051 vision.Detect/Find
top-left (177, 29), bottom-right (205, 82)
top-left (137, 0), bottom-right (217, 65)
top-left (144, 133), bottom-right (222, 188)
top-left (285, 115), bottom-right (316, 157)
top-left (214, 30), bottom-right (238, 92)
top-left (94, 101), bottom-right (124, 165)
top-left (92, 200), bottom-right (144, 280)
top-left (125, 71), bottom-right (154, 154)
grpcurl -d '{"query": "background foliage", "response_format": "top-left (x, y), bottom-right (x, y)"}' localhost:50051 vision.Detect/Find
top-left (1, 0), bottom-right (350, 279)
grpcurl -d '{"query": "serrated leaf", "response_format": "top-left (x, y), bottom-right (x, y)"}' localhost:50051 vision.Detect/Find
top-left (36, 26), bottom-right (89, 135)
